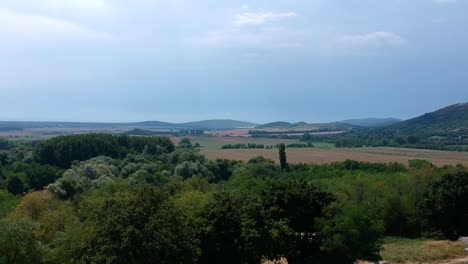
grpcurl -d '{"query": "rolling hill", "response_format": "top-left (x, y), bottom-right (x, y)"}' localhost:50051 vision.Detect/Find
top-left (254, 121), bottom-right (357, 131)
top-left (393, 103), bottom-right (468, 134)
top-left (0, 119), bottom-right (258, 130)
top-left (342, 118), bottom-right (402, 127)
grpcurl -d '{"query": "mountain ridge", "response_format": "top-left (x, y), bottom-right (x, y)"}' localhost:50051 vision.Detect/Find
top-left (392, 102), bottom-right (468, 133)
top-left (0, 119), bottom-right (258, 130)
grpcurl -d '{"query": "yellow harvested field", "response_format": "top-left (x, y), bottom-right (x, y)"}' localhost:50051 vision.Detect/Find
top-left (201, 147), bottom-right (468, 166)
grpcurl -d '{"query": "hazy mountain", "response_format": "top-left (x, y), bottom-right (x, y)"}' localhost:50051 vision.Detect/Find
top-left (0, 119), bottom-right (258, 130)
top-left (180, 120), bottom-right (257, 129)
top-left (255, 122), bottom-right (305, 129)
top-left (255, 121), bottom-right (357, 131)
top-left (342, 118), bottom-right (402, 127)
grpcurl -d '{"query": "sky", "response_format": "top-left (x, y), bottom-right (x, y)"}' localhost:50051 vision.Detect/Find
top-left (0, 0), bottom-right (467, 123)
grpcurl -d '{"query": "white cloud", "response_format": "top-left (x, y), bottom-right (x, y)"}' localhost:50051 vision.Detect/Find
top-left (190, 10), bottom-right (301, 49)
top-left (0, 9), bottom-right (109, 40)
top-left (339, 31), bottom-right (406, 46)
top-left (233, 12), bottom-right (297, 25)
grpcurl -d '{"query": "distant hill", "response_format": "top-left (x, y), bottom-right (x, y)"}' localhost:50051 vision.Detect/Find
top-left (255, 121), bottom-right (357, 131)
top-left (0, 119), bottom-right (258, 130)
top-left (181, 119), bottom-right (257, 129)
top-left (255, 121), bottom-right (306, 129)
top-left (120, 129), bottom-right (173, 136)
top-left (393, 103), bottom-right (468, 134)
top-left (342, 118), bottom-right (402, 127)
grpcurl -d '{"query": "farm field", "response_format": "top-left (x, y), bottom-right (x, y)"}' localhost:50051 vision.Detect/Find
top-left (201, 146), bottom-right (468, 166)
top-left (184, 136), bottom-right (308, 149)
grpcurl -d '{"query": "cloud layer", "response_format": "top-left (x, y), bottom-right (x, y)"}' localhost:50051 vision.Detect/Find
top-left (233, 12), bottom-right (297, 25)
top-left (339, 32), bottom-right (406, 46)
top-left (0, 8), bottom-right (108, 40)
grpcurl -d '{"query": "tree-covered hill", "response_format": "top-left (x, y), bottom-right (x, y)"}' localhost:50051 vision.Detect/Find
top-left (342, 118), bottom-right (402, 127)
top-left (393, 103), bottom-right (468, 134)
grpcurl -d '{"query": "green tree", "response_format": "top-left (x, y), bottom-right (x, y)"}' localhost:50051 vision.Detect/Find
top-left (422, 171), bottom-right (468, 239)
top-left (198, 190), bottom-right (266, 264)
top-left (82, 186), bottom-right (199, 263)
top-left (179, 138), bottom-right (193, 148)
top-left (7, 175), bottom-right (24, 195)
top-left (0, 219), bottom-right (42, 264)
top-left (261, 180), bottom-right (335, 263)
top-left (279, 143), bottom-right (287, 173)
top-left (317, 204), bottom-right (384, 263)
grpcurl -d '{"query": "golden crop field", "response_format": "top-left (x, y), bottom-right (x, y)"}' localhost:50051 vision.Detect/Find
top-left (201, 147), bottom-right (468, 167)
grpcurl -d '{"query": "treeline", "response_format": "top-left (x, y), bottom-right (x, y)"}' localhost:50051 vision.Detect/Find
top-left (250, 128), bottom-right (338, 135)
top-left (0, 138), bottom-right (15, 150)
top-left (221, 142), bottom-right (313, 149)
top-left (221, 143), bottom-right (265, 149)
top-left (36, 134), bottom-right (175, 168)
top-left (0, 135), bottom-right (467, 263)
top-left (251, 129), bottom-right (468, 151)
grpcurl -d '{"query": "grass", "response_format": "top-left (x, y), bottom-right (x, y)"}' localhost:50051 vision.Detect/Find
top-left (381, 237), bottom-right (468, 263)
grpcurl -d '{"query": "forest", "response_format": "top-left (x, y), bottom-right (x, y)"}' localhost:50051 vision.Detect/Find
top-left (0, 134), bottom-right (467, 263)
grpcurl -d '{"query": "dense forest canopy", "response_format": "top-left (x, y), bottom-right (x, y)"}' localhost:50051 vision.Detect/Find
top-left (0, 135), bottom-right (467, 263)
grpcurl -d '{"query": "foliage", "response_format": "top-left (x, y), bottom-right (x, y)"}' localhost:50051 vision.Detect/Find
top-left (80, 186), bottom-right (199, 263)
top-left (422, 171), bottom-right (468, 239)
top-left (0, 191), bottom-right (20, 218)
top-left (0, 219), bottom-right (42, 264)
top-left (36, 134), bottom-right (175, 168)
top-left (1, 134), bottom-right (467, 263)
top-left (279, 143), bottom-right (287, 173)
top-left (7, 175), bottom-right (24, 195)
top-left (317, 203), bottom-right (384, 263)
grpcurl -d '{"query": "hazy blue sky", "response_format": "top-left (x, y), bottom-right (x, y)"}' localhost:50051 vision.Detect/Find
top-left (1, 0), bottom-right (467, 123)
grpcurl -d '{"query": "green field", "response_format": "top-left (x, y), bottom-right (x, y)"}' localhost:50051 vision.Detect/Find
top-left (185, 135), bottom-right (335, 150)
top-left (187, 136), bottom-right (302, 149)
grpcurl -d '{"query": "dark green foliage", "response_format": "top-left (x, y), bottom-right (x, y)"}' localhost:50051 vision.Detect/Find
top-left (221, 143), bottom-right (265, 149)
top-left (0, 138), bottom-right (14, 151)
top-left (0, 219), bottom-right (42, 264)
top-left (199, 191), bottom-right (267, 264)
top-left (333, 160), bottom-right (407, 173)
top-left (36, 134), bottom-right (175, 168)
top-left (205, 159), bottom-right (233, 182)
top-left (82, 186), bottom-right (199, 263)
top-left (14, 162), bottom-right (61, 191)
top-left (422, 171), bottom-right (468, 239)
top-left (382, 195), bottom-right (422, 237)
top-left (7, 175), bottom-right (24, 195)
top-left (261, 180), bottom-right (335, 263)
top-left (179, 138), bottom-right (193, 148)
top-left (279, 143), bottom-right (287, 172)
top-left (317, 204), bottom-right (384, 263)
